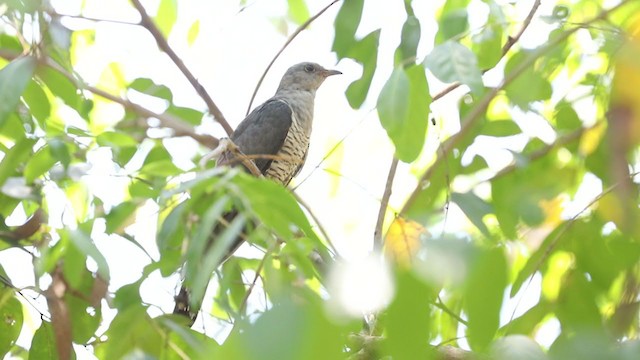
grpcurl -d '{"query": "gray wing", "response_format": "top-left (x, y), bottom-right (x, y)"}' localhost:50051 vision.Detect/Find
top-left (230, 99), bottom-right (293, 174)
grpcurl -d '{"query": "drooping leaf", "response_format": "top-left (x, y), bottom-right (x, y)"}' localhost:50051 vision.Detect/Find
top-left (29, 321), bottom-right (60, 360)
top-left (465, 247), bottom-right (508, 351)
top-left (384, 217), bottom-right (427, 266)
top-left (451, 191), bottom-right (493, 237)
top-left (377, 68), bottom-right (410, 149)
top-left (0, 293), bottom-right (23, 358)
top-left (187, 20), bottom-right (200, 45)
top-left (345, 30), bottom-right (381, 108)
top-left (332, 0), bottom-right (365, 58)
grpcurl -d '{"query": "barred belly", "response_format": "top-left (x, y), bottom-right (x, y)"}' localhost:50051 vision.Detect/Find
top-left (265, 115), bottom-right (309, 185)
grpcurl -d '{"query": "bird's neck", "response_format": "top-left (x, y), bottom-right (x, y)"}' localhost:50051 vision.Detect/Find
top-left (274, 89), bottom-right (316, 132)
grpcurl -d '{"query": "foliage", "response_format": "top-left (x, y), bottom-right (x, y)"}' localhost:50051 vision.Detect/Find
top-left (1, 0), bottom-right (640, 359)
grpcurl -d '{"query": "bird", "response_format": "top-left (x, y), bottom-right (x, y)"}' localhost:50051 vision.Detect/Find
top-left (173, 62), bottom-right (341, 324)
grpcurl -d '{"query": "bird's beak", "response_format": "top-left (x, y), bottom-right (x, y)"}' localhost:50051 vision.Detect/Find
top-left (322, 69), bottom-right (342, 77)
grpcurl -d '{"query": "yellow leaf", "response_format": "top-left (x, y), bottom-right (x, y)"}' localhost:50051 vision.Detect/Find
top-left (384, 217), bottom-right (428, 266)
top-left (539, 196), bottom-right (565, 227)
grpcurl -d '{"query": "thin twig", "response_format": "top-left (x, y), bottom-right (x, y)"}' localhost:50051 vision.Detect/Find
top-left (238, 247), bottom-right (272, 314)
top-left (293, 192), bottom-right (339, 256)
top-left (434, 295), bottom-right (468, 326)
top-left (430, 0), bottom-right (542, 103)
top-left (373, 157), bottom-right (399, 251)
top-left (245, 0), bottom-right (341, 115)
top-left (130, 0), bottom-right (234, 136)
top-left (0, 49), bottom-right (219, 148)
top-left (400, 1), bottom-right (629, 216)
top-left (47, 10), bottom-right (140, 26)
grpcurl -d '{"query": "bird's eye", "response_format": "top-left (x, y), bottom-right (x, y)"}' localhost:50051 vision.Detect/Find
top-left (304, 64), bottom-right (314, 73)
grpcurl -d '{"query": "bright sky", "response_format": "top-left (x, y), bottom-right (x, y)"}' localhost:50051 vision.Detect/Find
top-left (0, 0), bottom-right (590, 357)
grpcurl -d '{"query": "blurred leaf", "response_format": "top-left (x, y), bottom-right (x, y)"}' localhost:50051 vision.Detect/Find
top-left (378, 68), bottom-right (410, 147)
top-left (332, 0), bottom-right (364, 58)
top-left (490, 335), bottom-right (548, 360)
top-left (504, 50), bottom-right (552, 109)
top-left (97, 305), bottom-right (162, 359)
top-left (0, 56), bottom-right (36, 127)
top-left (0, 138), bottom-right (35, 187)
top-left (465, 247), bottom-right (508, 351)
top-left (48, 138), bottom-right (71, 168)
top-left (382, 271), bottom-right (434, 359)
top-left (556, 273), bottom-right (602, 333)
top-left (219, 298), bottom-right (344, 359)
top-left (187, 20), bottom-right (200, 45)
top-left (155, 0), bottom-right (178, 37)
top-left (287, 0), bottom-right (309, 25)
top-left (105, 201), bottom-right (138, 234)
top-left (37, 67), bottom-right (83, 113)
top-left (0, 293), bottom-right (22, 358)
top-left (384, 217), bottom-right (426, 266)
top-left (451, 191), bottom-right (492, 237)
top-left (425, 41), bottom-right (483, 94)
top-left (554, 102), bottom-right (582, 131)
top-left (435, 0), bottom-right (470, 43)
top-left (473, 1), bottom-right (504, 69)
top-left (29, 321), bottom-right (59, 360)
top-left (24, 145), bottom-right (56, 183)
top-left (69, 227), bottom-right (110, 281)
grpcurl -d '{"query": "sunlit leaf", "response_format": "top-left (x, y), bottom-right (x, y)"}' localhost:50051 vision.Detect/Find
top-left (287, 0), bottom-right (310, 25)
top-left (187, 20), bottom-right (200, 45)
top-left (29, 321), bottom-right (60, 360)
top-left (385, 217), bottom-right (427, 266)
top-left (155, 0), bottom-right (178, 37)
top-left (451, 191), bottom-right (492, 237)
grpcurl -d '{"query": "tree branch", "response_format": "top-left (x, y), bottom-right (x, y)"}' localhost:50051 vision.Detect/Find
top-left (245, 0), bottom-right (341, 115)
top-left (130, 0), bottom-right (234, 136)
top-left (0, 49), bottom-right (219, 148)
top-left (373, 157), bottom-right (399, 251)
top-left (401, 1), bottom-right (629, 216)
top-left (431, 0), bottom-right (542, 102)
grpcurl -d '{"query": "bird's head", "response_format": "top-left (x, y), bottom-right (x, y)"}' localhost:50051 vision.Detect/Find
top-left (277, 62), bottom-right (341, 93)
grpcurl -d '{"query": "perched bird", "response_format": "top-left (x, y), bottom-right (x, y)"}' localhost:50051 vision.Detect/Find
top-left (173, 62), bottom-right (341, 323)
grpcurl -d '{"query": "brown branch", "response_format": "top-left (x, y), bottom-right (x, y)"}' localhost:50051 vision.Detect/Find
top-left (0, 49), bottom-right (219, 148)
top-left (245, 0), bottom-right (341, 115)
top-left (130, 0), bottom-right (234, 136)
top-left (401, 1), bottom-right (629, 216)
top-left (431, 0), bottom-right (542, 102)
top-left (373, 157), bottom-right (399, 251)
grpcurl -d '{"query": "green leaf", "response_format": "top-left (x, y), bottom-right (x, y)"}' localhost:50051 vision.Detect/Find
top-left (345, 30), bottom-right (380, 108)
top-left (69, 228), bottom-right (111, 281)
top-left (0, 138), bottom-right (36, 187)
top-left (425, 41), bottom-right (483, 94)
top-left (22, 80), bottom-right (51, 125)
top-left (129, 78), bottom-right (173, 101)
top-left (554, 101), bottom-right (582, 131)
top-left (105, 201), bottom-right (139, 234)
top-left (166, 105), bottom-right (204, 125)
top-left (377, 67), bottom-right (410, 147)
top-left (556, 272), bottom-right (602, 333)
top-left (97, 305), bottom-right (162, 359)
top-left (451, 191), bottom-right (493, 237)
top-left (48, 138), bottom-right (71, 168)
top-left (0, 293), bottom-right (23, 358)
top-left (187, 20), bottom-right (200, 45)
top-left (382, 271), bottom-right (434, 359)
top-left (0, 56), bottom-right (37, 127)
top-left (435, 0), bottom-right (470, 44)
top-left (157, 201), bottom-right (188, 276)
top-left (155, 0), bottom-right (178, 37)
top-left (504, 50), bottom-right (552, 109)
top-left (24, 145), bottom-right (57, 183)
top-left (287, 0), bottom-right (310, 25)
top-left (481, 119), bottom-right (521, 137)
top-left (465, 247), bottom-right (507, 351)
top-left (472, 0), bottom-right (504, 69)
top-left (37, 67), bottom-right (82, 112)
top-left (395, 15), bottom-right (421, 65)
top-left (29, 321), bottom-right (59, 360)
top-left (332, 0), bottom-right (364, 58)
